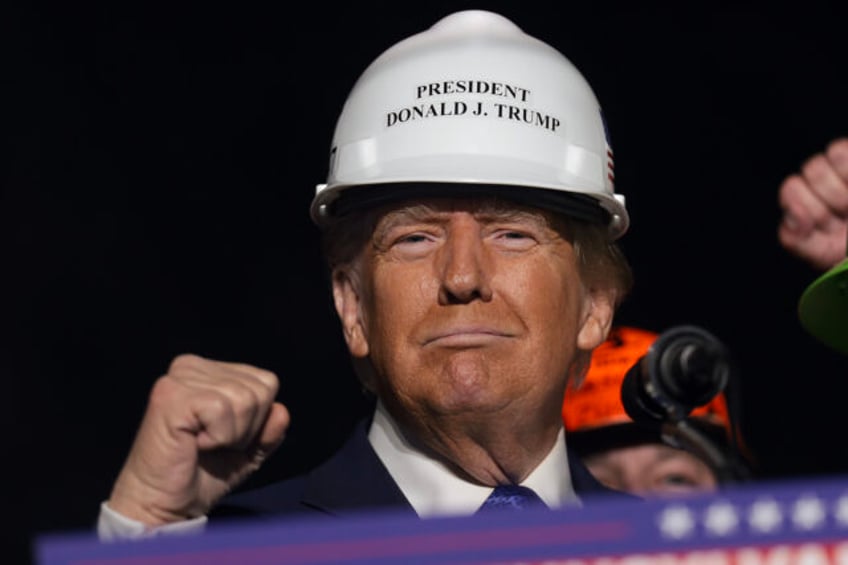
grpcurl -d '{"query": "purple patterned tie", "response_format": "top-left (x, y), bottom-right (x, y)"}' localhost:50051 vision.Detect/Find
top-left (477, 484), bottom-right (547, 512)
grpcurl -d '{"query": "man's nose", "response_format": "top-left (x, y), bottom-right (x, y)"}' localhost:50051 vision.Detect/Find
top-left (438, 217), bottom-right (494, 304)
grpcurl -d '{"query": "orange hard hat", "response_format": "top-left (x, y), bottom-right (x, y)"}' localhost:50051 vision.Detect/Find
top-left (563, 326), bottom-right (732, 435)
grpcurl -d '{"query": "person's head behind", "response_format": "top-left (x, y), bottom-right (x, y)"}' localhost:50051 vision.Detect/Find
top-left (563, 326), bottom-right (739, 497)
top-left (309, 10), bottom-right (633, 481)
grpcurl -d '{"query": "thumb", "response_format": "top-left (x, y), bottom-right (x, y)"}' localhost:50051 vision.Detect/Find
top-left (255, 402), bottom-right (290, 457)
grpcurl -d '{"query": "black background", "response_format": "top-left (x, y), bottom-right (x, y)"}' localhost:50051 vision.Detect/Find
top-left (5, 1), bottom-right (848, 562)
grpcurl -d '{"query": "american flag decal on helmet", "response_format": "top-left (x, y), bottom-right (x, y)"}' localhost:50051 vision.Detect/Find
top-left (599, 109), bottom-right (615, 189)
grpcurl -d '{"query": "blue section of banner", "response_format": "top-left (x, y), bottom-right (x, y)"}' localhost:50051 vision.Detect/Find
top-left (36, 475), bottom-right (848, 564)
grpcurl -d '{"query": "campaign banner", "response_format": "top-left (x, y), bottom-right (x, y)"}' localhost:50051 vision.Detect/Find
top-left (36, 475), bottom-right (848, 565)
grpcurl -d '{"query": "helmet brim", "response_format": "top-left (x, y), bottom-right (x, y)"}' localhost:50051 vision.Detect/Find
top-left (312, 182), bottom-right (614, 233)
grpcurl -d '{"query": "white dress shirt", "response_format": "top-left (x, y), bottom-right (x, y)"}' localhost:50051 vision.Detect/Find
top-left (368, 400), bottom-right (582, 517)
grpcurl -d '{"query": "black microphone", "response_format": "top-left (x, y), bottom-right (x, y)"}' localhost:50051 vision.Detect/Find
top-left (620, 325), bottom-right (731, 425)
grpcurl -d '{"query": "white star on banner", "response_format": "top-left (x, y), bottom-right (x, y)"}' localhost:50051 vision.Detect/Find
top-left (833, 494), bottom-right (848, 527)
top-left (792, 495), bottom-right (826, 530)
top-left (704, 501), bottom-right (739, 536)
top-left (657, 504), bottom-right (696, 539)
top-left (748, 498), bottom-right (783, 534)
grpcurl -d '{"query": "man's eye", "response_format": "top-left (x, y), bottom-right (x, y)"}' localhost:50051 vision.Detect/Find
top-left (493, 229), bottom-right (536, 248)
top-left (397, 233), bottom-right (430, 244)
top-left (659, 473), bottom-right (698, 487)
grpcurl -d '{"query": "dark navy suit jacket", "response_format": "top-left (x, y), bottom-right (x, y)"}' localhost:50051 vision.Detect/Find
top-left (214, 417), bottom-right (627, 521)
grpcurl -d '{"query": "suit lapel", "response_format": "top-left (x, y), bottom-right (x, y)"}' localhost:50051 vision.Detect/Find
top-left (300, 419), bottom-right (415, 516)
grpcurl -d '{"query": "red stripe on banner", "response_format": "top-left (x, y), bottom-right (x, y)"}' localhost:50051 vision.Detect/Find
top-left (509, 539), bottom-right (848, 565)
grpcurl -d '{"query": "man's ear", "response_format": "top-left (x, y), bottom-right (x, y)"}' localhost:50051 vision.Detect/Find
top-left (576, 288), bottom-right (615, 352)
top-left (332, 267), bottom-right (369, 358)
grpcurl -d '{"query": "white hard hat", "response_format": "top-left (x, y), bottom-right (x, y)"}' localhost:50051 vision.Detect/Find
top-left (311, 10), bottom-right (628, 239)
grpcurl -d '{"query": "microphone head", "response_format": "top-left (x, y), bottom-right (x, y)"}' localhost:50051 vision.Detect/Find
top-left (621, 325), bottom-right (731, 424)
top-left (657, 334), bottom-right (730, 407)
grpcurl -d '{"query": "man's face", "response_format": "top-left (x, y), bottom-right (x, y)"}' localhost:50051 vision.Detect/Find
top-left (582, 443), bottom-right (719, 496)
top-left (332, 197), bottom-right (612, 433)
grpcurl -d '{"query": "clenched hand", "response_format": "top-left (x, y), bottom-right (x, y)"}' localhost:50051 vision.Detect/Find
top-left (107, 354), bottom-right (290, 526)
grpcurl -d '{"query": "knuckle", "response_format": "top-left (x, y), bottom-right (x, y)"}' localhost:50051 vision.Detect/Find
top-left (802, 154), bottom-right (829, 183)
top-left (253, 368), bottom-right (279, 392)
top-left (778, 175), bottom-right (804, 203)
top-left (229, 381), bottom-right (261, 409)
top-left (826, 138), bottom-right (848, 159)
top-left (238, 364), bottom-right (279, 392)
top-left (203, 392), bottom-right (236, 420)
top-left (168, 353), bottom-right (204, 375)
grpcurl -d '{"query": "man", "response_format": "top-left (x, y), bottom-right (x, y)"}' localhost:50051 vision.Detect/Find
top-left (99, 9), bottom-right (634, 539)
top-left (563, 326), bottom-right (751, 497)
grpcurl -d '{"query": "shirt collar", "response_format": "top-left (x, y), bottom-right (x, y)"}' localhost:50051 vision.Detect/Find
top-left (367, 400), bottom-right (581, 518)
